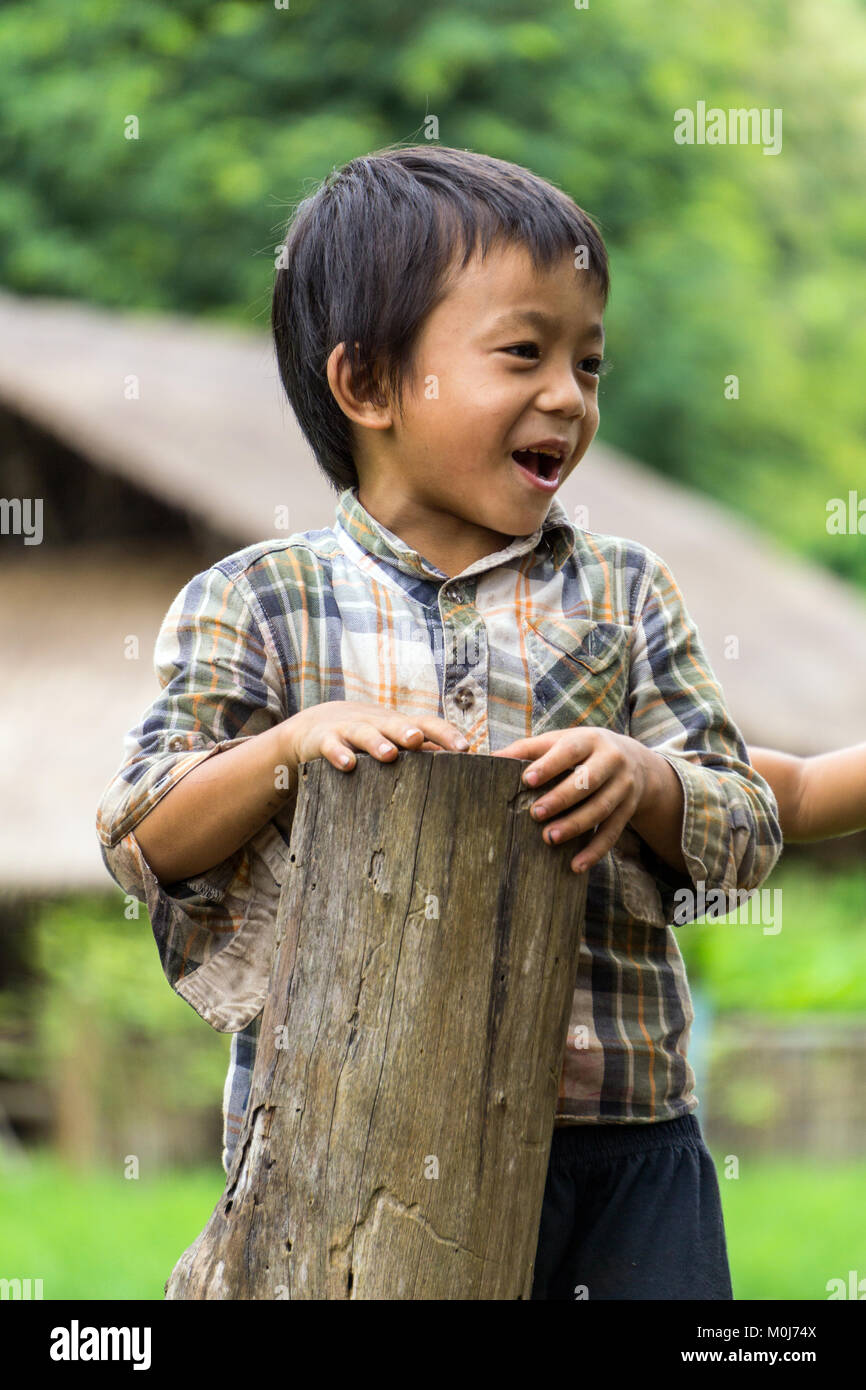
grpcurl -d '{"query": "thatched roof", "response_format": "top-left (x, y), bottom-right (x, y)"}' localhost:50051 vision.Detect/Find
top-left (0, 544), bottom-right (199, 893)
top-left (0, 290), bottom-right (863, 891)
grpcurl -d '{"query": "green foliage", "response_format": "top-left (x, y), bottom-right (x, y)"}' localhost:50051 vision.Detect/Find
top-left (0, 1145), bottom-right (860, 1300)
top-left (705, 1150), bottom-right (866, 1301)
top-left (0, 892), bottom-right (229, 1115)
top-left (678, 862), bottom-right (866, 1013)
top-left (0, 0), bottom-right (864, 584)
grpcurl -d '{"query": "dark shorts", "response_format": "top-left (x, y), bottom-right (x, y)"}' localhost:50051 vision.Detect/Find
top-left (531, 1113), bottom-right (733, 1300)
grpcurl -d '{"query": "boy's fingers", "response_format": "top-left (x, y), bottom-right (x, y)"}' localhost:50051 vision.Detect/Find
top-left (381, 722), bottom-right (425, 746)
top-left (492, 735), bottom-right (556, 761)
top-left (531, 759), bottom-right (607, 816)
top-left (524, 732), bottom-right (597, 786)
top-left (424, 718), bottom-right (471, 750)
top-left (334, 721), bottom-right (406, 764)
top-left (352, 717), bottom-right (468, 753)
top-left (568, 806), bottom-right (632, 873)
top-left (326, 738), bottom-right (357, 769)
top-left (539, 782), bottom-right (620, 839)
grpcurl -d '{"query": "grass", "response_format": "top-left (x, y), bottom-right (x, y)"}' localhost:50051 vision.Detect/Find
top-left (0, 1146), bottom-right (862, 1300)
top-left (0, 1149), bottom-right (225, 1301)
top-left (704, 1146), bottom-right (866, 1300)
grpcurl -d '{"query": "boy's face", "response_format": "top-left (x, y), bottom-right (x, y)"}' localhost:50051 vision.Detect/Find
top-left (332, 240), bottom-right (605, 577)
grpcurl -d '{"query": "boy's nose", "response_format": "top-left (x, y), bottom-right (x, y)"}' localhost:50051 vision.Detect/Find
top-left (536, 376), bottom-right (589, 420)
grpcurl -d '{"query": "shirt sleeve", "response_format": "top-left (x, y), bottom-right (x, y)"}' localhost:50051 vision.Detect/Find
top-left (95, 562), bottom-right (296, 1032)
top-left (627, 548), bottom-right (783, 925)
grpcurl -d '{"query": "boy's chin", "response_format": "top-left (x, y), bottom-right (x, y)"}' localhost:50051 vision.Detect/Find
top-left (500, 497), bottom-right (557, 533)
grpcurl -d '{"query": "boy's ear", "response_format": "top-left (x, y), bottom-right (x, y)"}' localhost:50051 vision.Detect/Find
top-left (326, 341), bottom-right (392, 432)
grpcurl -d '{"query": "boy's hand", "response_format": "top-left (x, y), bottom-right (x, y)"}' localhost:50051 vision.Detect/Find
top-left (491, 728), bottom-right (655, 874)
top-left (283, 701), bottom-right (471, 774)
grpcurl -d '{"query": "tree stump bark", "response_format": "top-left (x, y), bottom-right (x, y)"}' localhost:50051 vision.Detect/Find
top-left (165, 749), bottom-right (590, 1300)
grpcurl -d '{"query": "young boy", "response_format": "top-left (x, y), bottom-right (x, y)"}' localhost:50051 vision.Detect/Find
top-left (96, 143), bottom-right (783, 1301)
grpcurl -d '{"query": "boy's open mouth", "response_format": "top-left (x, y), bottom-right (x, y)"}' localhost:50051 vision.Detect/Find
top-left (511, 448), bottom-right (564, 488)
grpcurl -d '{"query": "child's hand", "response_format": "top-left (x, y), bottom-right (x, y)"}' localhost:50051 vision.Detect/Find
top-left (283, 701), bottom-right (471, 774)
top-left (491, 728), bottom-right (653, 873)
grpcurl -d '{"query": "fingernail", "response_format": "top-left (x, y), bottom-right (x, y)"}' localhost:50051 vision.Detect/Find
top-left (379, 741), bottom-right (393, 754)
top-left (532, 803), bottom-right (547, 817)
top-left (524, 769), bottom-right (537, 784)
top-left (405, 727), bottom-right (422, 738)
top-left (455, 736), bottom-right (470, 750)
top-left (547, 828), bottom-right (560, 841)
top-left (340, 754), bottom-right (352, 766)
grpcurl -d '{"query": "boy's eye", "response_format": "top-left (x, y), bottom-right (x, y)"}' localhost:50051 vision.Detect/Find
top-left (503, 342), bottom-right (541, 361)
top-left (502, 343), bottom-right (610, 377)
top-left (580, 356), bottom-right (608, 377)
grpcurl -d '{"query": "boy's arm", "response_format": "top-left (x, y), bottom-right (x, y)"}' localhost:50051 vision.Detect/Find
top-left (96, 562), bottom-right (295, 1031)
top-left (627, 550), bottom-right (783, 922)
top-left (749, 742), bottom-right (866, 841)
top-left (133, 721), bottom-right (297, 884)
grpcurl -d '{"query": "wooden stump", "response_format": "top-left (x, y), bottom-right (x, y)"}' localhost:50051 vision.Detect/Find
top-left (165, 749), bottom-right (590, 1300)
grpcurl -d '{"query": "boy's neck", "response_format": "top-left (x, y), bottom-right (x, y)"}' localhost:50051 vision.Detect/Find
top-left (356, 486), bottom-right (520, 579)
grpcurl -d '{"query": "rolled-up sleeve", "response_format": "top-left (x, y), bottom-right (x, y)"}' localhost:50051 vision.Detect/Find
top-left (96, 562), bottom-right (295, 1030)
top-left (627, 550), bottom-right (783, 925)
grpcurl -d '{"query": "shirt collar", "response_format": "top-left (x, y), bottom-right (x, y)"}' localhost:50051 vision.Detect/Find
top-left (335, 486), bottom-right (576, 582)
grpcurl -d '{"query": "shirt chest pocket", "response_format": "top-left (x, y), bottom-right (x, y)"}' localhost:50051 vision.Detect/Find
top-left (524, 616), bottom-right (631, 735)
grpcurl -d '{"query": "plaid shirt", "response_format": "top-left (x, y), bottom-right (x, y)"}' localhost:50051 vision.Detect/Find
top-left (96, 486), bottom-right (782, 1173)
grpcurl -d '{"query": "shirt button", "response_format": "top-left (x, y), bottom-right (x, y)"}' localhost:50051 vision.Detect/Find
top-left (455, 687), bottom-right (474, 710)
top-left (444, 585), bottom-right (463, 602)
top-left (168, 736), bottom-right (186, 752)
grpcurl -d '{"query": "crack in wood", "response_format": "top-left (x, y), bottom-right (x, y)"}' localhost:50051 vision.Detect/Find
top-left (477, 790), bottom-right (519, 1177)
top-left (329, 1186), bottom-right (483, 1266)
top-left (223, 1101), bottom-right (276, 1207)
top-left (223, 1102), bottom-right (264, 1204)
top-left (347, 758), bottom-right (434, 1281)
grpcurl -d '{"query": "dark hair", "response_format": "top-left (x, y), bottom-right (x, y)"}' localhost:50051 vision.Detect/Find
top-left (271, 143), bottom-right (609, 495)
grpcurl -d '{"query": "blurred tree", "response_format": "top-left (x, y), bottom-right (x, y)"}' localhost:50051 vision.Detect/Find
top-left (0, 0), bottom-right (863, 585)
top-left (0, 894), bottom-right (230, 1168)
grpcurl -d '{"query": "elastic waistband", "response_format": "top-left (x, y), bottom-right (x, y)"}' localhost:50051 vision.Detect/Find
top-left (548, 1114), bottom-right (705, 1167)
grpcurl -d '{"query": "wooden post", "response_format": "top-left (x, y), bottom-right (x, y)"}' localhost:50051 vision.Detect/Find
top-left (165, 749), bottom-right (589, 1300)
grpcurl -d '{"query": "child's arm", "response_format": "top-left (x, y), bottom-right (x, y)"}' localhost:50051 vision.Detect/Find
top-left (96, 558), bottom-right (470, 1033)
top-left (95, 561), bottom-right (298, 1030)
top-left (132, 720), bottom-right (299, 884)
top-left (135, 702), bottom-right (469, 883)
top-left (748, 743), bottom-right (866, 842)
